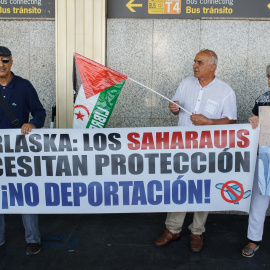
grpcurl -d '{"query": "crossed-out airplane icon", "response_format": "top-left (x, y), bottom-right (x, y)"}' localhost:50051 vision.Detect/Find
top-left (216, 183), bottom-right (251, 204)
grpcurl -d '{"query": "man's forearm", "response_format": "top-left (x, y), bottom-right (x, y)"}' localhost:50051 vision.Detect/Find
top-left (207, 118), bottom-right (236, 125)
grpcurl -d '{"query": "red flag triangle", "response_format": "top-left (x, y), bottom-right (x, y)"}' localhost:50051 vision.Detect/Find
top-left (74, 53), bottom-right (128, 99)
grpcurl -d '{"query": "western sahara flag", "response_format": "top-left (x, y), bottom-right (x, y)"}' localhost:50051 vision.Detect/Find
top-left (73, 53), bottom-right (128, 128)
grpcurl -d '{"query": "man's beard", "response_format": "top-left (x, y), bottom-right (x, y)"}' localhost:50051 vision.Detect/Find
top-left (0, 71), bottom-right (8, 79)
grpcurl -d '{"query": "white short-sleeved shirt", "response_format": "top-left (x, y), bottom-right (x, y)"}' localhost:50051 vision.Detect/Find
top-left (172, 77), bottom-right (237, 126)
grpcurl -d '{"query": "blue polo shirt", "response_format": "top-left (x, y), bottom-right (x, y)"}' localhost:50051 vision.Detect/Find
top-left (0, 73), bottom-right (46, 129)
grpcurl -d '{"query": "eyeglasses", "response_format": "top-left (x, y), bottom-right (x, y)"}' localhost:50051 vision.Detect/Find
top-left (0, 58), bottom-right (10, 64)
top-left (267, 75), bottom-right (270, 79)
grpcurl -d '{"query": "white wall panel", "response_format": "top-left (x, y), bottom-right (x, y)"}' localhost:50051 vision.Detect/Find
top-left (56, 0), bottom-right (106, 128)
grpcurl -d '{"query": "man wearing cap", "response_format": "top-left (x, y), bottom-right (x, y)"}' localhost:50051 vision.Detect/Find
top-left (0, 46), bottom-right (46, 255)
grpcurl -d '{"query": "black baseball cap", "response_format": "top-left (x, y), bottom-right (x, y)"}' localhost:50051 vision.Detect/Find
top-left (0, 46), bottom-right (12, 57)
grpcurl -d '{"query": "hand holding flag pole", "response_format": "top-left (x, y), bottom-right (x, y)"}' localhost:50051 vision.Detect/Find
top-left (128, 77), bottom-right (192, 115)
top-left (73, 53), bottom-right (191, 129)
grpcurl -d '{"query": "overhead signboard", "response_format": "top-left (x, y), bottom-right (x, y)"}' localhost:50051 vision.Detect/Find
top-left (108, 0), bottom-right (270, 19)
top-left (0, 0), bottom-right (55, 19)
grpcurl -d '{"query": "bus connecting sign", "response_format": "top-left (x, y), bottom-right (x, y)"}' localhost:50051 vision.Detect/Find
top-left (0, 0), bottom-right (55, 19)
top-left (108, 0), bottom-right (270, 19)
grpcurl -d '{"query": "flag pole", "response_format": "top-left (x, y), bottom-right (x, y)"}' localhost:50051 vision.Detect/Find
top-left (128, 77), bottom-right (192, 116)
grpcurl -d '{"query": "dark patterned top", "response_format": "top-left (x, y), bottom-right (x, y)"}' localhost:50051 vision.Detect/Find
top-left (252, 91), bottom-right (270, 116)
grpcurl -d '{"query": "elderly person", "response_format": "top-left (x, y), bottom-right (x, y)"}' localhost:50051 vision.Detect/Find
top-left (154, 49), bottom-right (237, 252)
top-left (242, 64), bottom-right (270, 258)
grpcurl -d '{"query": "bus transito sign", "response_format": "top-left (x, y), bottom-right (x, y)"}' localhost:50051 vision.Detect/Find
top-left (108, 0), bottom-right (270, 19)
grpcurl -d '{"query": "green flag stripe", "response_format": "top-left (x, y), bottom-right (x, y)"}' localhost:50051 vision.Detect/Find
top-left (86, 80), bottom-right (126, 128)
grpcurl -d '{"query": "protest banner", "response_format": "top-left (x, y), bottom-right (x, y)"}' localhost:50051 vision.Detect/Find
top-left (259, 106), bottom-right (270, 147)
top-left (0, 124), bottom-right (259, 214)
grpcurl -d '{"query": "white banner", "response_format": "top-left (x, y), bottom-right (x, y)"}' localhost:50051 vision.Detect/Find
top-left (0, 124), bottom-right (259, 214)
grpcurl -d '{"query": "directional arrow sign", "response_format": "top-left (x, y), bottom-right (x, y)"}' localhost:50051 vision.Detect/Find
top-left (108, 0), bottom-right (270, 19)
top-left (126, 0), bottom-right (143, 12)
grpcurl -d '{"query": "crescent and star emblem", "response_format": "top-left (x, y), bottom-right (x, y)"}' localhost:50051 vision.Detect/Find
top-left (74, 105), bottom-right (90, 121)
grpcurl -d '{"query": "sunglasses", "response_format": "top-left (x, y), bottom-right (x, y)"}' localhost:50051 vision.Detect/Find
top-left (0, 58), bottom-right (10, 64)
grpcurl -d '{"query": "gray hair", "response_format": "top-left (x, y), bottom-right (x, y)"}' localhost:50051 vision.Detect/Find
top-left (266, 64), bottom-right (270, 77)
top-left (200, 49), bottom-right (218, 66)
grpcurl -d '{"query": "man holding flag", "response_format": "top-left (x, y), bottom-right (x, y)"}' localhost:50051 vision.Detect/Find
top-left (154, 49), bottom-right (237, 252)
